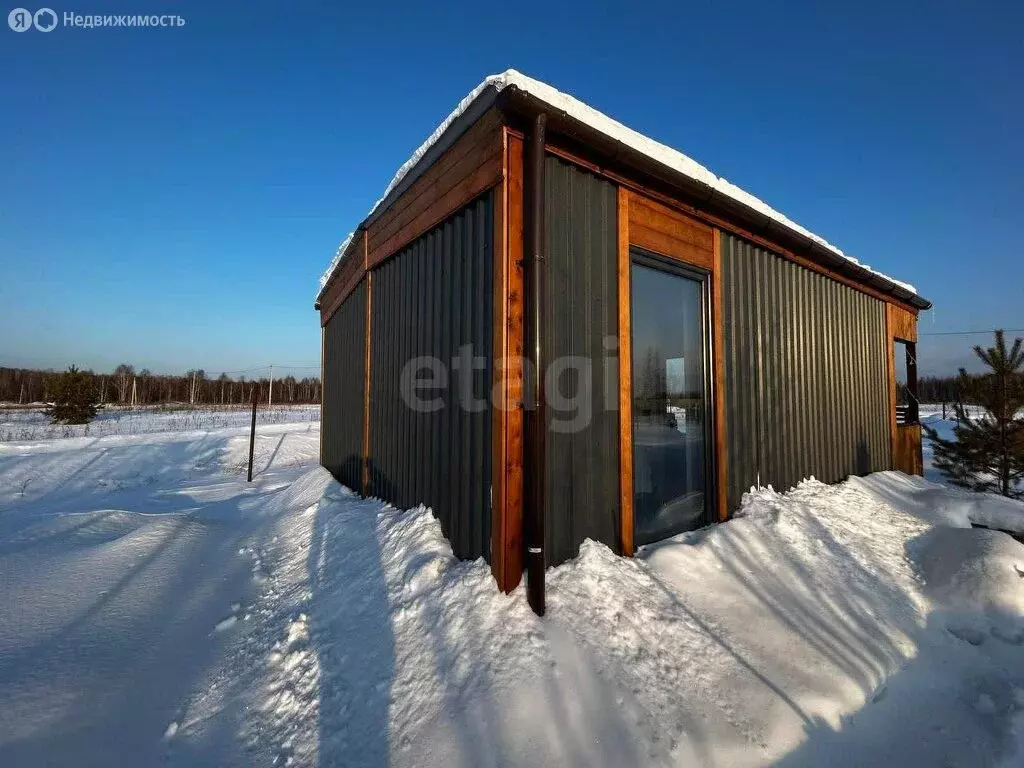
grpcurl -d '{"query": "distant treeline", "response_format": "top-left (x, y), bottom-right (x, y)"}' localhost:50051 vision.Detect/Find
top-left (916, 374), bottom-right (988, 404)
top-left (0, 365), bottom-right (321, 406)
top-left (0, 365), bottom-right (983, 408)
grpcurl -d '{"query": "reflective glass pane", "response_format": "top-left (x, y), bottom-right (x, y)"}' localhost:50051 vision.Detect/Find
top-left (631, 261), bottom-right (707, 545)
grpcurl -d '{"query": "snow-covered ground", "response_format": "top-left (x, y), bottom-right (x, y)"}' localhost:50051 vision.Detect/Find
top-left (0, 404), bottom-right (319, 442)
top-left (1, 411), bottom-right (1023, 766)
top-left (0, 417), bottom-right (321, 766)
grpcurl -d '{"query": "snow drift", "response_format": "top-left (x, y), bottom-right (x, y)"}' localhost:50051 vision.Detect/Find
top-left (909, 527), bottom-right (1024, 623)
top-left (238, 469), bottom-right (1024, 767)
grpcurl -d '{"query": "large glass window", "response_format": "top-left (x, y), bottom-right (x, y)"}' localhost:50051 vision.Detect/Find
top-left (630, 257), bottom-right (710, 545)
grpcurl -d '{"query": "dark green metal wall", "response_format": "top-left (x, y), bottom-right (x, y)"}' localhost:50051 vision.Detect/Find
top-left (721, 232), bottom-right (892, 511)
top-left (321, 278), bottom-right (366, 491)
top-left (543, 155), bottom-right (621, 565)
top-left (368, 193), bottom-right (493, 561)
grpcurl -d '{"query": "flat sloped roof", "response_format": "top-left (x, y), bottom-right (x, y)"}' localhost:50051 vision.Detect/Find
top-left (317, 70), bottom-right (930, 310)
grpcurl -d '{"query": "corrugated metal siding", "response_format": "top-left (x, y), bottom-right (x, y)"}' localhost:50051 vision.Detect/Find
top-left (321, 279), bottom-right (366, 491)
top-left (544, 156), bottom-right (620, 565)
top-left (721, 232), bottom-right (891, 510)
top-left (368, 193), bottom-right (493, 561)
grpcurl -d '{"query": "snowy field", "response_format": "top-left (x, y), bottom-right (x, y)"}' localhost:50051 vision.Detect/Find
top-left (0, 403), bottom-right (319, 442)
top-left (1, 408), bottom-right (1023, 766)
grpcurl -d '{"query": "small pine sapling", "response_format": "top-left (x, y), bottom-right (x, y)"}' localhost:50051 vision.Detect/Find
top-left (924, 331), bottom-right (1024, 498)
top-left (45, 366), bottom-right (101, 425)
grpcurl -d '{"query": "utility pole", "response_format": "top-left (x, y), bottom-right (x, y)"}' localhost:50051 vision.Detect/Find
top-left (268, 364), bottom-right (274, 407)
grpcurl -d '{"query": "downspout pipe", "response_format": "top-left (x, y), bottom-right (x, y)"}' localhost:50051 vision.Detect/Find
top-left (525, 112), bottom-right (548, 616)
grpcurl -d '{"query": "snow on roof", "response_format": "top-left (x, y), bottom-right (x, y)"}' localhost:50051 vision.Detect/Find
top-left (317, 69), bottom-right (921, 304)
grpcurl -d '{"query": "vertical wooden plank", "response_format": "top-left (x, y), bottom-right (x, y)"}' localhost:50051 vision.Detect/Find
top-left (885, 304), bottom-right (898, 470)
top-left (362, 233), bottom-right (372, 496)
top-left (490, 128), bottom-right (508, 587)
top-left (712, 229), bottom-right (729, 522)
top-left (618, 188), bottom-right (634, 556)
top-left (909, 314), bottom-right (923, 475)
top-left (320, 324), bottom-right (325, 466)
top-left (501, 132), bottom-right (526, 591)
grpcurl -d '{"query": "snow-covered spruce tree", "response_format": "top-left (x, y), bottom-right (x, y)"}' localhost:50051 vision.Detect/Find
top-left (46, 365), bottom-right (100, 425)
top-left (924, 331), bottom-right (1024, 498)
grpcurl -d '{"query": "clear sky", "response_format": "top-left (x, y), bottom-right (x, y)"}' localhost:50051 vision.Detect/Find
top-left (1, 0), bottom-right (1021, 378)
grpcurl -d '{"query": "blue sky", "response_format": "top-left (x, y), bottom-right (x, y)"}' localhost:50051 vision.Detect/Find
top-left (1, 0), bottom-right (1021, 378)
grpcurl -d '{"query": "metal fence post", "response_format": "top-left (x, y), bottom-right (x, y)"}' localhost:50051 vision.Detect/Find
top-left (247, 386), bottom-right (257, 482)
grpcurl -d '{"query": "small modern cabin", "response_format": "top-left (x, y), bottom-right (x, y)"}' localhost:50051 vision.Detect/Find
top-left (315, 70), bottom-right (930, 605)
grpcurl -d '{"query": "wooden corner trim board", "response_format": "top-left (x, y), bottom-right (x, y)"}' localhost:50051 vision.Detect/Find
top-left (712, 229), bottom-right (729, 522)
top-left (492, 129), bottom-right (525, 593)
top-left (490, 134), bottom-right (508, 587)
top-left (617, 187), bottom-right (634, 556)
top-left (361, 268), bottom-right (372, 496)
top-left (319, 325), bottom-right (325, 466)
top-left (544, 142), bottom-right (921, 317)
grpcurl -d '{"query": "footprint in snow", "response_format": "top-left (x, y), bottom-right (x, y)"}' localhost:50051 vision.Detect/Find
top-left (991, 625), bottom-right (1024, 646)
top-left (947, 625), bottom-right (987, 646)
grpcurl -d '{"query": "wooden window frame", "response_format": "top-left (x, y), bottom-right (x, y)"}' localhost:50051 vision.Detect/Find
top-left (627, 247), bottom-right (718, 546)
top-left (617, 188), bottom-right (728, 555)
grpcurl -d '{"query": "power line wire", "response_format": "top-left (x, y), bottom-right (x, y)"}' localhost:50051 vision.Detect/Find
top-left (920, 328), bottom-right (1024, 337)
top-left (194, 363), bottom-right (321, 375)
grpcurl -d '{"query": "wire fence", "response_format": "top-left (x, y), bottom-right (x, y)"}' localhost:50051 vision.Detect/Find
top-left (0, 402), bottom-right (321, 443)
